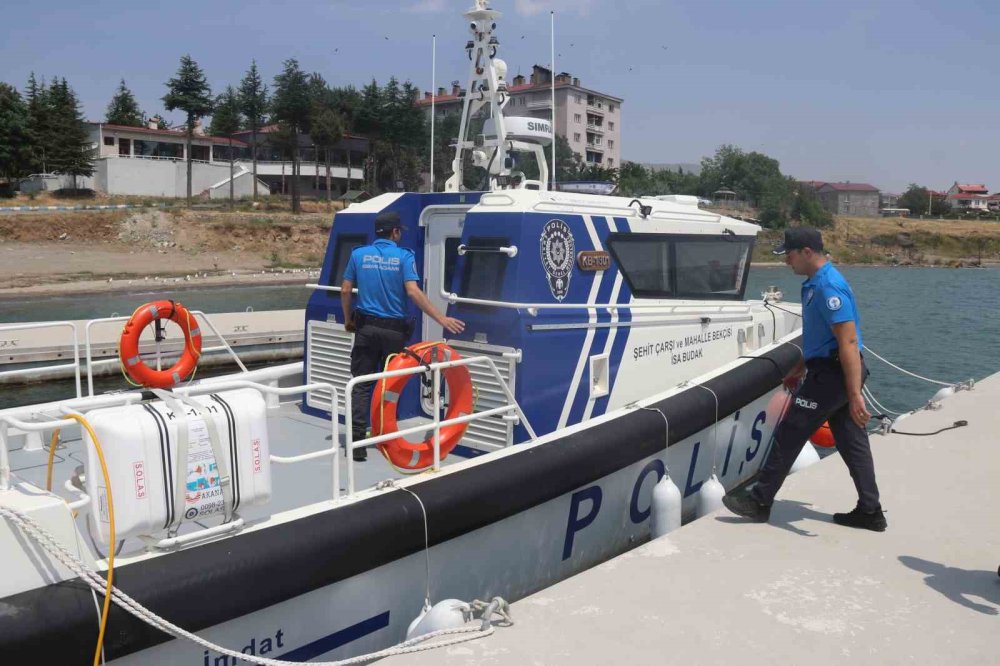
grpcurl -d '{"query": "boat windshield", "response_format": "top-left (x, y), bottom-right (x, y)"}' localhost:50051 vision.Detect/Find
top-left (607, 233), bottom-right (752, 300)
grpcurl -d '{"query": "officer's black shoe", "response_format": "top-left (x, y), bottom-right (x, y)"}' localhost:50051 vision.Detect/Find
top-left (833, 505), bottom-right (887, 532)
top-left (352, 431), bottom-right (368, 462)
top-left (722, 492), bottom-right (771, 523)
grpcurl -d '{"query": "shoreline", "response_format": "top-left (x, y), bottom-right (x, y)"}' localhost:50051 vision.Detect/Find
top-left (0, 271), bottom-right (317, 301)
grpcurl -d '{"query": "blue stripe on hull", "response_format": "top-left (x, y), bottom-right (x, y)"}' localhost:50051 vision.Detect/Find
top-left (277, 611), bottom-right (391, 662)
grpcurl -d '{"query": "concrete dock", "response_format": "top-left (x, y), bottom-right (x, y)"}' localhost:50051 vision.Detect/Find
top-left (401, 372), bottom-right (1000, 665)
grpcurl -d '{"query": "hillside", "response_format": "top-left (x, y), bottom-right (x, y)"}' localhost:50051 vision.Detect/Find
top-left (753, 216), bottom-right (1000, 267)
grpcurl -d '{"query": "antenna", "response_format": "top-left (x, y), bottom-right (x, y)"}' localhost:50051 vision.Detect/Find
top-left (430, 34), bottom-right (436, 193)
top-left (550, 11), bottom-right (556, 189)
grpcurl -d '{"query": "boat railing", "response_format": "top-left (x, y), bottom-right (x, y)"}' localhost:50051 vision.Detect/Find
top-left (344, 353), bottom-right (536, 495)
top-left (83, 310), bottom-right (249, 396)
top-left (306, 282), bottom-right (754, 318)
top-left (0, 321), bottom-right (83, 398)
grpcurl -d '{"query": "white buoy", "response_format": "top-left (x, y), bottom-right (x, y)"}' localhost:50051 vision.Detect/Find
top-left (406, 599), bottom-right (470, 640)
top-left (696, 473), bottom-right (725, 518)
top-left (930, 386), bottom-right (955, 404)
top-left (790, 443), bottom-right (821, 473)
top-left (650, 473), bottom-right (683, 538)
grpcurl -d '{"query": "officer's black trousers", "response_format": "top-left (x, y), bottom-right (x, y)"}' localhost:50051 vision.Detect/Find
top-left (350, 324), bottom-right (408, 439)
top-left (752, 357), bottom-right (881, 512)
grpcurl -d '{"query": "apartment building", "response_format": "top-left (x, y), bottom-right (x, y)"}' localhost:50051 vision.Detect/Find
top-left (418, 65), bottom-right (623, 168)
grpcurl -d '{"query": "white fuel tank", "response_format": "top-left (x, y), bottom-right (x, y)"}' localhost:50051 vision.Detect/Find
top-left (83, 388), bottom-right (271, 542)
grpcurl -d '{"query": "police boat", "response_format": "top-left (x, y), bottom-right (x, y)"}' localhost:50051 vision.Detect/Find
top-left (0, 2), bottom-right (805, 663)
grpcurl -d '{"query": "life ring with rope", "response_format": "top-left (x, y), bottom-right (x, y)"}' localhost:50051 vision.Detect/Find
top-left (119, 299), bottom-right (202, 388)
top-left (371, 342), bottom-right (473, 470)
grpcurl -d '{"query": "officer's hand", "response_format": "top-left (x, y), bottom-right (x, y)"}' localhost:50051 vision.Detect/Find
top-left (345, 319), bottom-right (356, 333)
top-left (441, 317), bottom-right (465, 335)
top-left (848, 393), bottom-right (870, 428)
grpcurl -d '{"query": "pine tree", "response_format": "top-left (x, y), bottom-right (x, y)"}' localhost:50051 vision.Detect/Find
top-left (210, 86), bottom-right (243, 209)
top-left (238, 60), bottom-right (268, 201)
top-left (310, 107), bottom-right (344, 206)
top-left (0, 82), bottom-right (32, 184)
top-left (46, 78), bottom-right (94, 189)
top-left (163, 55), bottom-right (213, 204)
top-left (24, 73), bottom-right (53, 173)
top-left (105, 79), bottom-right (144, 126)
top-left (271, 58), bottom-right (311, 213)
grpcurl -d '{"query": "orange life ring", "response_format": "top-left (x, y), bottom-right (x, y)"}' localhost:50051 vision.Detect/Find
top-left (371, 342), bottom-right (474, 470)
top-left (119, 300), bottom-right (202, 388)
top-left (811, 421), bottom-right (836, 448)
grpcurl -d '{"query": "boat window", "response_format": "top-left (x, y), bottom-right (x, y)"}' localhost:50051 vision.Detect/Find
top-left (674, 239), bottom-right (751, 298)
top-left (444, 237), bottom-right (462, 292)
top-left (607, 236), bottom-right (673, 298)
top-left (331, 233), bottom-right (368, 285)
top-left (460, 236), bottom-right (510, 303)
top-left (608, 233), bottom-right (753, 300)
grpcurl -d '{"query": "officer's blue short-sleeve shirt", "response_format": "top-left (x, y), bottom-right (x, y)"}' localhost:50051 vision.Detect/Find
top-left (801, 262), bottom-right (862, 359)
top-left (343, 238), bottom-right (420, 319)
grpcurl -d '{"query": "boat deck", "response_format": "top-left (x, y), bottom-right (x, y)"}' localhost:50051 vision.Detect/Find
top-left (398, 371), bottom-right (1000, 666)
top-left (7, 401), bottom-right (477, 557)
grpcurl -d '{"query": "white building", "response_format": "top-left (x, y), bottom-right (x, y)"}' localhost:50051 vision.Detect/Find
top-left (87, 121), bottom-right (269, 198)
top-left (418, 65), bottom-right (623, 169)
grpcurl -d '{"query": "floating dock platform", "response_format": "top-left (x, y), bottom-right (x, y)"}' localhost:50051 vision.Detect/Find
top-left (401, 372), bottom-right (1000, 665)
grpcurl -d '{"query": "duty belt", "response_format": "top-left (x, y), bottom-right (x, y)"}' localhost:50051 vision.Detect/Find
top-left (356, 311), bottom-right (409, 332)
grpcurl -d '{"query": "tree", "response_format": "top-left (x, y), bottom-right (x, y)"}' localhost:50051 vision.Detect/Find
top-left (210, 86), bottom-right (243, 209)
top-left (310, 107), bottom-right (344, 206)
top-left (25, 73), bottom-right (53, 173)
top-left (271, 58), bottom-right (312, 213)
top-left (898, 183), bottom-right (951, 217)
top-left (46, 78), bottom-right (94, 190)
top-left (0, 83), bottom-right (32, 184)
top-left (163, 55), bottom-right (213, 204)
top-left (790, 182), bottom-right (833, 228)
top-left (238, 60), bottom-right (268, 200)
top-left (105, 79), bottom-right (143, 126)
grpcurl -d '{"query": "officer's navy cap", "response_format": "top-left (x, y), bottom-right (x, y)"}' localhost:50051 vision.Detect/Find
top-left (773, 227), bottom-right (824, 255)
top-left (374, 211), bottom-right (406, 233)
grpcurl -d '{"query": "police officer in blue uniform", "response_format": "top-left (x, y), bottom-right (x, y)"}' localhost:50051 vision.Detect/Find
top-left (340, 211), bottom-right (465, 461)
top-left (723, 228), bottom-right (886, 531)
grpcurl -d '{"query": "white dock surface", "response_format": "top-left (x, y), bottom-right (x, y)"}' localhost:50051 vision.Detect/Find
top-left (401, 372), bottom-right (1000, 665)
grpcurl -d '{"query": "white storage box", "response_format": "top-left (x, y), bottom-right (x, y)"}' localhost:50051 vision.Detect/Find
top-left (83, 388), bottom-right (271, 543)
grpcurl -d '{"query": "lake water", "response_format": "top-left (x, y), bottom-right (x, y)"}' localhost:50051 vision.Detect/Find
top-left (2, 266), bottom-right (997, 414)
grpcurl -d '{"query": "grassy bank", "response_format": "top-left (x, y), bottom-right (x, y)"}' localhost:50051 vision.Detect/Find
top-left (753, 216), bottom-right (1000, 267)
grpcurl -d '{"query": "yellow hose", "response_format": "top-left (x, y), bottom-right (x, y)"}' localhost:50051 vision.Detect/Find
top-left (65, 413), bottom-right (116, 666)
top-left (45, 429), bottom-right (61, 492)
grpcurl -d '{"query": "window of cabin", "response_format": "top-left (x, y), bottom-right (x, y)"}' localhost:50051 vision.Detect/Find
top-left (331, 233), bottom-right (368, 285)
top-left (443, 236), bottom-right (462, 293)
top-left (608, 233), bottom-right (753, 300)
top-left (460, 236), bottom-right (510, 303)
top-left (607, 235), bottom-right (672, 298)
top-left (673, 238), bottom-right (751, 298)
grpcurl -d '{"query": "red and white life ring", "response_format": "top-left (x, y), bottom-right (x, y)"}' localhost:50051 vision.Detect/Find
top-left (119, 300), bottom-right (202, 388)
top-left (371, 342), bottom-right (473, 470)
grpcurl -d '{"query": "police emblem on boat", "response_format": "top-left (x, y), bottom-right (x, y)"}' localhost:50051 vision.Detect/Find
top-left (540, 219), bottom-right (575, 301)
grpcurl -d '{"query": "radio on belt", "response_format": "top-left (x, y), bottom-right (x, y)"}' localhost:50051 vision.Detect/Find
top-left (82, 388), bottom-right (272, 543)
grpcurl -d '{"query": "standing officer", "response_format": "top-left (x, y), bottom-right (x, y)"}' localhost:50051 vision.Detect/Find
top-left (340, 211), bottom-right (465, 461)
top-left (723, 228), bottom-right (886, 531)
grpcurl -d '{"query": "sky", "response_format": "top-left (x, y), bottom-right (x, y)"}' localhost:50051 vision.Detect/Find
top-left (3, 0), bottom-right (998, 193)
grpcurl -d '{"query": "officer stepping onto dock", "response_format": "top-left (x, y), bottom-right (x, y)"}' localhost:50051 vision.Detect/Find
top-left (723, 227), bottom-right (886, 531)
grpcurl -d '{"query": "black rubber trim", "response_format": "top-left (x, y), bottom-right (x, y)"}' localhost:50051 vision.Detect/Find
top-left (0, 337), bottom-right (801, 662)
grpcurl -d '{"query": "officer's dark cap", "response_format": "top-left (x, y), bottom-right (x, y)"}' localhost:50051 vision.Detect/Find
top-left (773, 227), bottom-right (824, 255)
top-left (374, 211), bottom-right (405, 233)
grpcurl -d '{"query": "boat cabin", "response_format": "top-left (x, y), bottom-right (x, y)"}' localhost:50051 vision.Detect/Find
top-left (303, 189), bottom-right (763, 449)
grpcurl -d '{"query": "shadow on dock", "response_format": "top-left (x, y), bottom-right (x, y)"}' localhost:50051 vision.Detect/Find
top-left (899, 555), bottom-right (1000, 616)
